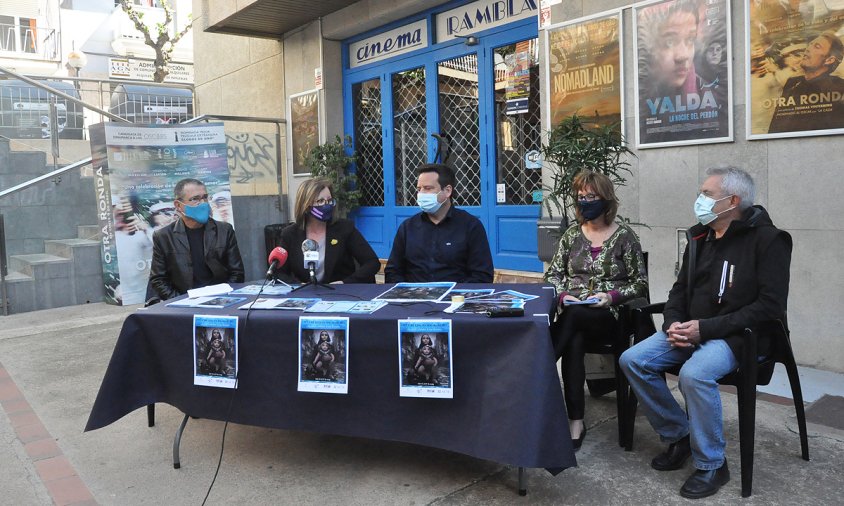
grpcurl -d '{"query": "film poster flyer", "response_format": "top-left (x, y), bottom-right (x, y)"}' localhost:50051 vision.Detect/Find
top-left (193, 315), bottom-right (239, 389)
top-left (748, 0), bottom-right (844, 138)
top-left (398, 319), bottom-right (453, 399)
top-left (548, 13), bottom-right (622, 130)
top-left (635, 0), bottom-right (732, 147)
top-left (298, 317), bottom-right (350, 394)
top-left (89, 122), bottom-right (233, 305)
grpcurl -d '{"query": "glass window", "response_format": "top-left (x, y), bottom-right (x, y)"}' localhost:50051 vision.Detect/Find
top-left (392, 68), bottom-right (427, 206)
top-left (438, 55), bottom-right (481, 207)
top-left (493, 39), bottom-right (541, 205)
top-left (353, 78), bottom-right (384, 207)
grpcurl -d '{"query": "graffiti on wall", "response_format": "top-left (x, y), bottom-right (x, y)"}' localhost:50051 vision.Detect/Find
top-left (226, 132), bottom-right (281, 196)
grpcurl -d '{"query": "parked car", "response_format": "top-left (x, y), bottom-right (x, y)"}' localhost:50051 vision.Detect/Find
top-left (0, 79), bottom-right (84, 139)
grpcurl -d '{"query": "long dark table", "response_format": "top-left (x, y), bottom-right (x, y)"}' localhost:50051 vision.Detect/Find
top-left (86, 283), bottom-right (576, 477)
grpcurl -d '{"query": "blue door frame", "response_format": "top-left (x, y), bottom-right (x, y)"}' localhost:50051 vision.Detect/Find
top-left (343, 10), bottom-right (542, 272)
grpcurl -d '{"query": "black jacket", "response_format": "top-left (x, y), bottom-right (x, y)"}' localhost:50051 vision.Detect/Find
top-left (150, 218), bottom-right (245, 300)
top-left (275, 219), bottom-right (380, 284)
top-left (663, 205), bottom-right (792, 358)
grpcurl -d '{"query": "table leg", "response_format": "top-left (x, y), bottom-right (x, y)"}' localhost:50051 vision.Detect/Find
top-left (172, 414), bottom-right (190, 469)
top-left (518, 467), bottom-right (527, 496)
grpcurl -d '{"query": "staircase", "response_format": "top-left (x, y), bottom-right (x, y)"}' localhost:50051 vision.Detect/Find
top-left (1, 138), bottom-right (105, 314)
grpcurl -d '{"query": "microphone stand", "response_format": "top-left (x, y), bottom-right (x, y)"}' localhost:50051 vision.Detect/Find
top-left (289, 262), bottom-right (335, 293)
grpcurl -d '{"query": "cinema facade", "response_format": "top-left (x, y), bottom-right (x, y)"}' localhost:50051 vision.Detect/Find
top-left (194, 0), bottom-right (844, 372)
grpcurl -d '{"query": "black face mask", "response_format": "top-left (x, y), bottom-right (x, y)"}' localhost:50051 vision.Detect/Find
top-left (578, 199), bottom-right (607, 221)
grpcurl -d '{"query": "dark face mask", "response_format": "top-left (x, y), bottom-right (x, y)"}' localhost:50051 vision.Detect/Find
top-left (310, 203), bottom-right (334, 222)
top-left (578, 199), bottom-right (607, 221)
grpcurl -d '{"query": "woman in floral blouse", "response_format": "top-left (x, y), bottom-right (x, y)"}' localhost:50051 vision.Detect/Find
top-left (544, 171), bottom-right (648, 451)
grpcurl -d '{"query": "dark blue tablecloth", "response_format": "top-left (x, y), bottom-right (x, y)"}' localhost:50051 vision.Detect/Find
top-left (85, 283), bottom-right (576, 471)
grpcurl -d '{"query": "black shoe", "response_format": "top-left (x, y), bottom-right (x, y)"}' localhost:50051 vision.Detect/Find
top-left (572, 425), bottom-right (587, 452)
top-left (680, 460), bottom-right (730, 499)
top-left (651, 435), bottom-right (691, 471)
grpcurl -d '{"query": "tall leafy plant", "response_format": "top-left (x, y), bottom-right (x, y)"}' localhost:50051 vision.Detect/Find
top-left (304, 135), bottom-right (361, 216)
top-left (541, 113), bottom-right (634, 221)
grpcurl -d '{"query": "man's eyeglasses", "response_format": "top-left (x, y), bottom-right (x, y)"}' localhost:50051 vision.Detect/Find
top-left (313, 198), bottom-right (336, 206)
top-left (180, 194), bottom-right (209, 204)
top-left (576, 193), bottom-right (600, 202)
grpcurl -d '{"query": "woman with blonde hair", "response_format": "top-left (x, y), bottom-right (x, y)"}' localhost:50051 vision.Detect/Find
top-left (544, 170), bottom-right (648, 450)
top-left (276, 178), bottom-right (379, 284)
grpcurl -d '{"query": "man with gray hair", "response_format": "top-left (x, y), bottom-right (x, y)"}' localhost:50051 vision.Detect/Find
top-left (620, 167), bottom-right (792, 499)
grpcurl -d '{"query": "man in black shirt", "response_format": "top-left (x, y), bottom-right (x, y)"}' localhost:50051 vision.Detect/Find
top-left (385, 164), bottom-right (493, 283)
top-left (149, 178), bottom-right (244, 300)
top-left (620, 167), bottom-right (791, 499)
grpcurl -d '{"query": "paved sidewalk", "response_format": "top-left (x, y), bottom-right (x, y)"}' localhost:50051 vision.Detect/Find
top-left (1, 303), bottom-right (843, 505)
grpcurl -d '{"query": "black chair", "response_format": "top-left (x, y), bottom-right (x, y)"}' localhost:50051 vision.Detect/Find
top-left (623, 303), bottom-right (810, 497)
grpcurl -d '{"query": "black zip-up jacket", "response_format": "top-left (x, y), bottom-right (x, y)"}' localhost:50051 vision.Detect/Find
top-left (662, 205), bottom-right (792, 358)
top-left (150, 218), bottom-right (245, 300)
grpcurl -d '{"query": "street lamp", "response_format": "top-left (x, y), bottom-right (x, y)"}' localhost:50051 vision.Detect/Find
top-left (67, 48), bottom-right (87, 90)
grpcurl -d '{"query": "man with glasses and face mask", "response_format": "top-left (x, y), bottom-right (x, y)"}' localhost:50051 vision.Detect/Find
top-left (385, 164), bottom-right (493, 283)
top-left (619, 167), bottom-right (791, 499)
top-left (149, 178), bottom-right (244, 301)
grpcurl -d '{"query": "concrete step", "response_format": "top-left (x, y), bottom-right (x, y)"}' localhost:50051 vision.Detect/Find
top-left (77, 225), bottom-right (101, 240)
top-left (9, 253), bottom-right (71, 279)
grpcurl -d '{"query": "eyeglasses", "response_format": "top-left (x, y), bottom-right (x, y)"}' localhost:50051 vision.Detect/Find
top-left (576, 193), bottom-right (600, 202)
top-left (313, 198), bottom-right (336, 206)
top-left (180, 194), bottom-right (209, 204)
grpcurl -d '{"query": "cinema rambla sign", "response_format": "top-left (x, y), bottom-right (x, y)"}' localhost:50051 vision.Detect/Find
top-left (435, 0), bottom-right (537, 41)
top-left (349, 19), bottom-right (428, 68)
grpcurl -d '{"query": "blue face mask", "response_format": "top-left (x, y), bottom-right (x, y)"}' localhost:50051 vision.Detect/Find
top-left (693, 193), bottom-right (733, 226)
top-left (183, 201), bottom-right (210, 224)
top-left (417, 191), bottom-right (443, 214)
top-left (578, 199), bottom-right (607, 221)
top-left (310, 203), bottom-right (334, 222)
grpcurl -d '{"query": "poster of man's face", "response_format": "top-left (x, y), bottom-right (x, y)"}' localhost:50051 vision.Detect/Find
top-left (635, 0), bottom-right (732, 147)
top-left (747, 0), bottom-right (844, 138)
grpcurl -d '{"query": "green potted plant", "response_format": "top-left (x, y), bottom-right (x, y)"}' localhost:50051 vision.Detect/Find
top-left (537, 113), bottom-right (634, 262)
top-left (304, 135), bottom-right (361, 217)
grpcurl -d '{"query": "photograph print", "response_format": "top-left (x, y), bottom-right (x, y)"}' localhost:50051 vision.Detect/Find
top-left (634, 0), bottom-right (732, 147)
top-left (298, 316), bottom-right (350, 394)
top-left (398, 319), bottom-right (453, 399)
top-left (747, 0), bottom-right (844, 138)
top-left (193, 315), bottom-right (238, 389)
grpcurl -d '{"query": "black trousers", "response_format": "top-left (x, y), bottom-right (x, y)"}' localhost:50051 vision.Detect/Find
top-left (551, 305), bottom-right (618, 420)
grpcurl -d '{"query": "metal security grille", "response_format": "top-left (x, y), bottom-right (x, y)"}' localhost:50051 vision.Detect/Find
top-left (353, 78), bottom-right (384, 207)
top-left (392, 68), bottom-right (427, 206)
top-left (438, 56), bottom-right (481, 207)
top-left (494, 39), bottom-right (541, 205)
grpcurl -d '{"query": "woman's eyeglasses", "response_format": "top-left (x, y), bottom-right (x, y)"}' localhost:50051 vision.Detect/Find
top-left (576, 193), bottom-right (600, 202)
top-left (313, 198), bottom-right (336, 206)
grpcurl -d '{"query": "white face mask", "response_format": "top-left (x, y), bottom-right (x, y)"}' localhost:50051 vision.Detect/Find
top-left (694, 193), bottom-right (734, 225)
top-left (417, 191), bottom-right (443, 214)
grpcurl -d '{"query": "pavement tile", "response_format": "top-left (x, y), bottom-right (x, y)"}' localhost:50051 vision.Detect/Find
top-left (8, 409), bottom-right (39, 428)
top-left (0, 366), bottom-right (9, 379)
top-left (24, 438), bottom-right (62, 461)
top-left (0, 378), bottom-right (22, 401)
top-left (15, 419), bottom-right (51, 444)
top-left (0, 397), bottom-right (31, 414)
top-left (43, 476), bottom-right (95, 506)
top-left (35, 455), bottom-right (77, 482)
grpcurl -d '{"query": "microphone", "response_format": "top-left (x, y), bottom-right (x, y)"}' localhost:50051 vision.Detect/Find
top-left (302, 239), bottom-right (319, 281)
top-left (265, 246), bottom-right (288, 278)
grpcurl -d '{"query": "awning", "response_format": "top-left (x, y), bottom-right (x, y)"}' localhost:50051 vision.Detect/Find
top-left (205, 0), bottom-right (359, 39)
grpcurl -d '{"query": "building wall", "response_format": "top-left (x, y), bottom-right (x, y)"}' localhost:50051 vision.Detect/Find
top-left (544, 0), bottom-right (844, 373)
top-left (191, 0), bottom-right (844, 373)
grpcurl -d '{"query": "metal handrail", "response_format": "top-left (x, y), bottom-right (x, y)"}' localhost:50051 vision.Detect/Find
top-left (0, 65), bottom-right (131, 123)
top-left (183, 114), bottom-right (286, 125)
top-left (0, 156), bottom-right (93, 200)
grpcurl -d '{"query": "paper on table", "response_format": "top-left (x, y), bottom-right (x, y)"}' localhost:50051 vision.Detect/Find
top-left (187, 283), bottom-right (234, 298)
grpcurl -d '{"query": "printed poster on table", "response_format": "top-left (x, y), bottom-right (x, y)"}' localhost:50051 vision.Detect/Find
top-left (398, 320), bottom-right (453, 399)
top-left (193, 315), bottom-right (238, 389)
top-left (634, 0), bottom-right (732, 148)
top-left (89, 122), bottom-right (233, 305)
top-left (298, 317), bottom-right (349, 394)
top-left (547, 13), bottom-right (623, 131)
top-left (747, 0), bottom-right (844, 139)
